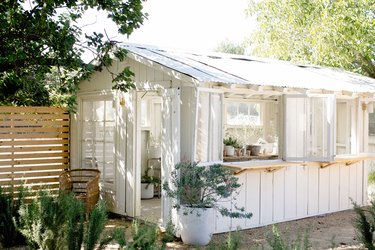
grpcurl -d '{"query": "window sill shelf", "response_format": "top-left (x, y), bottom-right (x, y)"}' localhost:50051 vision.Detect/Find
top-left (223, 153), bottom-right (375, 175)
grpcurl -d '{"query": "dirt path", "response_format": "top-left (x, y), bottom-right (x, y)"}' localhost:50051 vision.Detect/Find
top-left (162, 209), bottom-right (364, 249)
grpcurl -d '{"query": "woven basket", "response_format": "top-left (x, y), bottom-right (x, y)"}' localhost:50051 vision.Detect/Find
top-left (59, 169), bottom-right (100, 213)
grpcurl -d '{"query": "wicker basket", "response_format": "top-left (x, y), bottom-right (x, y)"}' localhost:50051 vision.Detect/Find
top-left (59, 169), bottom-right (100, 213)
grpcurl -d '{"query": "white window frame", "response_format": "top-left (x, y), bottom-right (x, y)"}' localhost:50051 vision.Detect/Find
top-left (283, 94), bottom-right (335, 162)
top-left (194, 88), bottom-right (224, 163)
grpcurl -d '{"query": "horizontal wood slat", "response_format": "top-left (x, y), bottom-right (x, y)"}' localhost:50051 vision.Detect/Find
top-left (0, 164), bottom-right (67, 172)
top-left (0, 157), bottom-right (69, 166)
top-left (0, 106), bottom-right (70, 199)
top-left (0, 170), bottom-right (64, 179)
top-left (0, 127), bottom-right (69, 133)
top-left (0, 152), bottom-right (69, 160)
top-left (0, 145), bottom-right (68, 152)
top-left (0, 120), bottom-right (69, 126)
top-left (0, 139), bottom-right (69, 146)
top-left (1, 114), bottom-right (68, 120)
top-left (0, 177), bottom-right (60, 186)
top-left (0, 106), bottom-right (67, 113)
top-left (0, 133), bottom-right (69, 139)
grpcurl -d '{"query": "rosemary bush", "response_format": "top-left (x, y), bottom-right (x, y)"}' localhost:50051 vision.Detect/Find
top-left (353, 201), bottom-right (375, 250)
top-left (266, 225), bottom-right (310, 250)
top-left (0, 187), bottom-right (26, 248)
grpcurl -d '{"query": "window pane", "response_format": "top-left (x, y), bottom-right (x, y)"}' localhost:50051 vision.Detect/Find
top-left (226, 102), bottom-right (261, 126)
top-left (239, 103), bottom-right (248, 115)
top-left (284, 96), bottom-right (306, 159)
top-left (105, 100), bottom-right (114, 121)
top-left (284, 94), bottom-right (334, 161)
top-left (141, 100), bottom-right (148, 126)
top-left (310, 97), bottom-right (328, 158)
top-left (226, 103), bottom-right (238, 124)
top-left (195, 92), bottom-right (209, 162)
top-left (94, 101), bottom-right (105, 121)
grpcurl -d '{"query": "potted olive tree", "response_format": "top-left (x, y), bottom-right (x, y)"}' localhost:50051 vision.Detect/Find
top-left (163, 161), bottom-right (252, 246)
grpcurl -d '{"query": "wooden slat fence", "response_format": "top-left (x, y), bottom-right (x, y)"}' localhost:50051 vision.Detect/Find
top-left (0, 106), bottom-right (69, 197)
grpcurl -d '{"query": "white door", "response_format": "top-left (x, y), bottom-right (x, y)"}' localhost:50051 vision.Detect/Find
top-left (79, 96), bottom-right (117, 211)
top-left (160, 88), bottom-right (180, 227)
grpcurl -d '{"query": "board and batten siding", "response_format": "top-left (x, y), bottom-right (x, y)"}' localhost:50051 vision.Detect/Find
top-left (214, 162), bottom-right (364, 233)
top-left (78, 58), bottom-right (184, 93)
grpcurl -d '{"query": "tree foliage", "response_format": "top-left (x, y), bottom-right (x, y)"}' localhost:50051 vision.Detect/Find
top-left (215, 39), bottom-right (246, 55)
top-left (247, 0), bottom-right (375, 78)
top-left (0, 0), bottom-right (146, 109)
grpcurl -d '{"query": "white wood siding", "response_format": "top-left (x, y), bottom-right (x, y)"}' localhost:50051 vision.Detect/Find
top-left (78, 58), bottom-right (184, 93)
top-left (214, 162), bottom-right (365, 233)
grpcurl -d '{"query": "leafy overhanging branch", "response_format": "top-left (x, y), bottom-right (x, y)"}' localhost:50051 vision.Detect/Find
top-left (0, 0), bottom-right (147, 111)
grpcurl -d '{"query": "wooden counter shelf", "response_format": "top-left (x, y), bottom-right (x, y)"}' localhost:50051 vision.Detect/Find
top-left (223, 154), bottom-right (278, 162)
top-left (223, 153), bottom-right (375, 175)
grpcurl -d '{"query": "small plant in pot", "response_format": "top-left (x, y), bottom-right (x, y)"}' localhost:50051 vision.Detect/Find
top-left (141, 167), bottom-right (160, 199)
top-left (163, 161), bottom-right (252, 246)
top-left (223, 137), bottom-right (241, 156)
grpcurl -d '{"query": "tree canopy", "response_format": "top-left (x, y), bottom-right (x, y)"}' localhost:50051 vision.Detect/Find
top-left (247, 0), bottom-right (375, 78)
top-left (0, 0), bottom-right (146, 109)
top-left (215, 39), bottom-right (246, 55)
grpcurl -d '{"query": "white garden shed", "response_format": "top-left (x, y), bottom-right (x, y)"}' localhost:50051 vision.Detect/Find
top-left (70, 43), bottom-right (375, 233)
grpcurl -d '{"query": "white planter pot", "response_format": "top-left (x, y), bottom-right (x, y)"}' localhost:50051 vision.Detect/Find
top-left (141, 183), bottom-right (154, 199)
top-left (261, 143), bottom-right (274, 154)
top-left (225, 145), bottom-right (235, 156)
top-left (149, 146), bottom-right (161, 159)
top-left (177, 206), bottom-right (214, 246)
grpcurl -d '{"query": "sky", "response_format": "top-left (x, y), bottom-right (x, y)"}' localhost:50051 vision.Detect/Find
top-left (80, 0), bottom-right (255, 56)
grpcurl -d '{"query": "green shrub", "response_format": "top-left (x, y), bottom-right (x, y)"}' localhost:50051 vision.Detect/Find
top-left (266, 225), bottom-right (310, 250)
top-left (353, 201), bottom-right (375, 250)
top-left (85, 200), bottom-right (107, 250)
top-left (369, 171), bottom-right (375, 185)
top-left (0, 187), bottom-right (26, 248)
top-left (17, 190), bottom-right (79, 249)
top-left (66, 196), bottom-right (85, 250)
top-left (99, 228), bottom-right (127, 249)
top-left (160, 219), bottom-right (176, 244)
top-left (207, 229), bottom-right (242, 250)
top-left (17, 190), bottom-right (107, 250)
top-left (131, 220), bottom-right (160, 250)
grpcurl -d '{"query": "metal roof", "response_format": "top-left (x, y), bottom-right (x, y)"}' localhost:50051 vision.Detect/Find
top-left (123, 43), bottom-right (375, 94)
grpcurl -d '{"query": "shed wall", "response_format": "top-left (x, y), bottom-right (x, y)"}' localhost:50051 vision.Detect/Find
top-left (214, 162), bottom-right (365, 233)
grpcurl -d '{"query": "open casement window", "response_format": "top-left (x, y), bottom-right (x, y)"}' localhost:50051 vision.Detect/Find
top-left (195, 90), bottom-right (223, 163)
top-left (283, 94), bottom-right (335, 162)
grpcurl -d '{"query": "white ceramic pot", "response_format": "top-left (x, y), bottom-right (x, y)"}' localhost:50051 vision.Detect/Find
top-left (141, 183), bottom-right (154, 199)
top-left (225, 145), bottom-right (235, 156)
top-left (177, 206), bottom-right (214, 246)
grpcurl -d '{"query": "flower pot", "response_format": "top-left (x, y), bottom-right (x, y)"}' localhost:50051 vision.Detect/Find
top-left (177, 206), bottom-right (214, 246)
top-left (261, 143), bottom-right (274, 154)
top-left (141, 183), bottom-right (154, 199)
top-left (248, 144), bottom-right (261, 156)
top-left (225, 145), bottom-right (235, 156)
